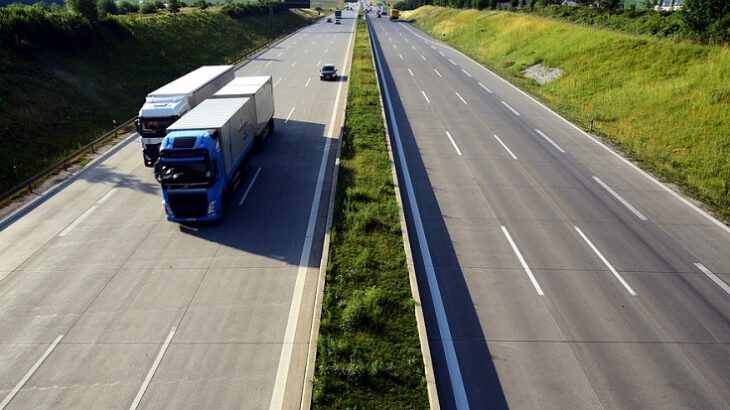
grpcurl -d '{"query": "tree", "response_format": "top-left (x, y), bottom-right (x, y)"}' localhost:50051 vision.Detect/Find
top-left (98, 0), bottom-right (118, 15)
top-left (118, 0), bottom-right (139, 13)
top-left (140, 1), bottom-right (157, 13)
top-left (682, 0), bottom-right (730, 34)
top-left (168, 0), bottom-right (181, 12)
top-left (66, 0), bottom-right (99, 21)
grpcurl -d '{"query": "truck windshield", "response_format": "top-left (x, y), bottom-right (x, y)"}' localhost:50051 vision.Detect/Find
top-left (159, 161), bottom-right (211, 186)
top-left (140, 118), bottom-right (177, 134)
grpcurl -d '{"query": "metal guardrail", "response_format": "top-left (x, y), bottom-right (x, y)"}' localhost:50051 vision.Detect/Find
top-left (0, 17), bottom-right (320, 205)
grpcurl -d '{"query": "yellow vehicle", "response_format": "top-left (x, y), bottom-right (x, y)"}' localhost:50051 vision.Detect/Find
top-left (389, 9), bottom-right (399, 21)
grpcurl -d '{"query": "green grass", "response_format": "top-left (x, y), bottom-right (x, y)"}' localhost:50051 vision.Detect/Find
top-left (0, 7), bottom-right (316, 193)
top-left (312, 14), bottom-right (429, 409)
top-left (405, 6), bottom-right (730, 222)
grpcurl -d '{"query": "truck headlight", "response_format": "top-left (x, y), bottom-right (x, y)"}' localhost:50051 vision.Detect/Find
top-left (208, 200), bottom-right (217, 215)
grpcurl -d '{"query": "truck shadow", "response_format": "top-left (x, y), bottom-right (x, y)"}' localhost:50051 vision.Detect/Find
top-left (370, 26), bottom-right (509, 410)
top-left (178, 118), bottom-right (335, 269)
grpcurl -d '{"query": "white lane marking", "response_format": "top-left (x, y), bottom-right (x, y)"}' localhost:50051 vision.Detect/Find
top-left (430, 45), bottom-right (436, 50)
top-left (388, 37), bottom-right (392, 42)
top-left (575, 226), bottom-right (637, 295)
top-left (478, 82), bottom-right (492, 94)
top-left (493, 134), bottom-right (517, 160)
top-left (129, 328), bottom-right (176, 410)
top-left (269, 22), bottom-right (355, 410)
top-left (408, 68), bottom-right (414, 76)
top-left (96, 188), bottom-right (118, 204)
top-left (274, 78), bottom-right (281, 87)
top-left (439, 51), bottom-right (445, 57)
top-left (371, 29), bottom-right (469, 410)
top-left (411, 45), bottom-right (416, 50)
top-left (399, 54), bottom-right (403, 60)
top-left (277, 52), bottom-right (283, 57)
top-left (305, 77), bottom-right (312, 88)
top-left (445, 131), bottom-right (462, 156)
top-left (421, 90), bottom-right (430, 104)
top-left (291, 60), bottom-right (298, 67)
top-left (304, 49), bottom-right (309, 54)
top-left (1, 335), bottom-right (63, 410)
top-left (593, 176), bottom-right (648, 221)
top-left (695, 263), bottom-right (730, 295)
top-left (534, 129), bottom-right (566, 153)
top-left (501, 100), bottom-right (521, 116)
top-left (330, 40), bottom-right (333, 44)
top-left (239, 168), bottom-right (262, 206)
top-left (449, 58), bottom-right (457, 65)
top-left (501, 227), bottom-right (544, 295)
top-left (455, 91), bottom-right (467, 105)
top-left (253, 70), bottom-right (260, 76)
top-left (317, 59), bottom-right (321, 67)
top-left (284, 106), bottom-right (295, 123)
top-left (461, 68), bottom-right (472, 78)
top-left (325, 48), bottom-right (329, 54)
top-left (420, 54), bottom-right (426, 61)
top-left (266, 61), bottom-right (272, 66)
top-left (59, 187), bottom-right (119, 236)
top-left (433, 69), bottom-right (442, 78)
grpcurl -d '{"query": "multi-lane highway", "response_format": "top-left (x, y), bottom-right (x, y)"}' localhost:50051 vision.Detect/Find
top-left (368, 12), bottom-right (730, 410)
top-left (0, 7), bottom-right (356, 409)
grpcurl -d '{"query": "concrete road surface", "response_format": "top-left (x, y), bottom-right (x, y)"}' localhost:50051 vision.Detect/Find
top-left (0, 7), bottom-right (357, 410)
top-left (368, 13), bottom-right (730, 410)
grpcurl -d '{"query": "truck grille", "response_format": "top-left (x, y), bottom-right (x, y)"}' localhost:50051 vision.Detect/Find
top-left (167, 192), bottom-right (207, 218)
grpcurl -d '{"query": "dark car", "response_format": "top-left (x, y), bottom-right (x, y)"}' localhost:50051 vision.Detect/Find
top-left (320, 64), bottom-right (338, 81)
top-left (327, 17), bottom-right (332, 22)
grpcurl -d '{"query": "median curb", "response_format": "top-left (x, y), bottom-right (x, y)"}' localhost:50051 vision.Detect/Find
top-left (365, 14), bottom-right (440, 410)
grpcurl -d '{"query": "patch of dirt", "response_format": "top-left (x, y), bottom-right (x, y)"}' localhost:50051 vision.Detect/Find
top-left (523, 63), bottom-right (563, 85)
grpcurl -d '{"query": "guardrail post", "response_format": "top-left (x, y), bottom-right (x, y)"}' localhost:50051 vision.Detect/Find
top-left (27, 182), bottom-right (33, 194)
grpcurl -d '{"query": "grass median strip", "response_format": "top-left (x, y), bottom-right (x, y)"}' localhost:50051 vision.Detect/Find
top-left (312, 14), bottom-right (429, 409)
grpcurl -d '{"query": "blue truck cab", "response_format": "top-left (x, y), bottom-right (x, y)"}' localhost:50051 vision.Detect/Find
top-left (157, 97), bottom-right (256, 222)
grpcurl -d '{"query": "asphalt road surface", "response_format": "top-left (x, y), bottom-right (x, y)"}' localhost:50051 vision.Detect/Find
top-left (368, 12), bottom-right (730, 410)
top-left (0, 7), bottom-right (356, 410)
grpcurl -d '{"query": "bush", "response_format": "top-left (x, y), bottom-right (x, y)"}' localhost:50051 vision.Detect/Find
top-left (139, 1), bottom-right (157, 13)
top-left (192, 0), bottom-right (209, 9)
top-left (682, 0), bottom-right (730, 38)
top-left (98, 0), bottom-right (118, 15)
top-left (117, 0), bottom-right (139, 13)
top-left (168, 0), bottom-right (180, 13)
top-left (66, 0), bottom-right (99, 22)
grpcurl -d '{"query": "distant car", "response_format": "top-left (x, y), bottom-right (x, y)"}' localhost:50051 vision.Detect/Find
top-left (320, 64), bottom-right (338, 81)
top-left (327, 17), bottom-right (332, 22)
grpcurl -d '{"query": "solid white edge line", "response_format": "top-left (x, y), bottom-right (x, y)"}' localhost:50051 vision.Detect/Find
top-left (455, 91), bottom-right (467, 105)
top-left (421, 90), bottom-right (430, 104)
top-left (129, 328), bottom-right (176, 410)
top-left (0, 335), bottom-right (63, 410)
top-left (534, 129), bottom-right (566, 153)
top-left (501, 226), bottom-right (544, 295)
top-left (238, 168), bottom-right (262, 206)
top-left (400, 22), bottom-right (730, 235)
top-left (500, 100), bottom-right (520, 116)
top-left (493, 134), bottom-right (517, 160)
top-left (408, 68), bottom-right (414, 76)
top-left (284, 106), bottom-right (295, 123)
top-left (575, 226), bottom-right (637, 295)
top-left (371, 24), bottom-right (470, 410)
top-left (268, 20), bottom-right (355, 410)
top-left (461, 68), bottom-right (472, 78)
top-left (694, 263), bottom-right (730, 295)
top-left (478, 82), bottom-right (492, 94)
top-left (445, 131), bottom-right (462, 156)
top-left (58, 204), bottom-right (99, 237)
top-left (593, 176), bottom-right (648, 221)
top-left (434, 69), bottom-right (442, 77)
top-left (305, 77), bottom-right (312, 88)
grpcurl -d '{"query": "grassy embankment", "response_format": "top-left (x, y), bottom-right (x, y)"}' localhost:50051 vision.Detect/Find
top-left (404, 6), bottom-right (730, 222)
top-left (312, 14), bottom-right (429, 409)
top-left (0, 6), bottom-right (316, 193)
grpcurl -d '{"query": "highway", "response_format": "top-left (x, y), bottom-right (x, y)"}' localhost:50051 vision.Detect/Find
top-left (0, 7), bottom-right (356, 410)
top-left (368, 12), bottom-right (730, 410)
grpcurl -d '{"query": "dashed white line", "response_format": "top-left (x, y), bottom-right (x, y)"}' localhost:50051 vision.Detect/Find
top-left (97, 188), bottom-right (118, 204)
top-left (461, 68), bottom-right (472, 78)
top-left (277, 52), bottom-right (283, 57)
top-left (266, 61), bottom-right (272, 66)
top-left (420, 54), bottom-right (426, 61)
top-left (502, 226), bottom-right (544, 295)
top-left (408, 68), bottom-right (414, 76)
top-left (239, 168), bottom-right (262, 206)
top-left (304, 49), bottom-right (309, 54)
top-left (448, 58), bottom-right (457, 65)
top-left (493, 134), bottom-right (517, 160)
top-left (399, 54), bottom-right (403, 60)
top-left (129, 328), bottom-right (176, 410)
top-left (284, 106), bottom-right (295, 123)
top-left (305, 77), bottom-right (311, 88)
top-left (478, 82), bottom-right (492, 94)
top-left (434, 69), bottom-right (442, 77)
top-left (253, 70), bottom-right (260, 76)
top-left (324, 48), bottom-right (329, 54)
top-left (445, 131), bottom-right (462, 156)
top-left (274, 78), bottom-right (281, 87)
top-left (421, 90), bottom-right (431, 104)
top-left (411, 45), bottom-right (416, 50)
top-left (455, 91), bottom-right (467, 105)
top-left (316, 59), bottom-right (321, 67)
top-left (393, 44), bottom-right (397, 49)
top-left (501, 100), bottom-right (521, 116)
top-left (535, 129), bottom-right (566, 153)
top-left (575, 226), bottom-right (637, 295)
top-left (291, 60), bottom-right (298, 67)
top-left (695, 263), bottom-right (730, 295)
top-left (1, 335), bottom-right (63, 410)
top-left (59, 187), bottom-right (119, 237)
top-left (439, 51), bottom-right (445, 57)
top-left (593, 176), bottom-right (648, 221)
